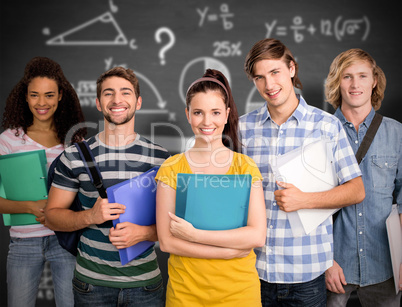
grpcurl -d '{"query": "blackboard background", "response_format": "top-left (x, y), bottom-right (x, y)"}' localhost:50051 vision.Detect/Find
top-left (0, 0), bottom-right (401, 306)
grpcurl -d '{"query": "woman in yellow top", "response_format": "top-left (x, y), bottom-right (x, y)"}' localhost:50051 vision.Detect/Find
top-left (155, 69), bottom-right (267, 306)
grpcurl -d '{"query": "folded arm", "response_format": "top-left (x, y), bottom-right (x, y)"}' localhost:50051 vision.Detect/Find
top-left (156, 182), bottom-right (253, 259)
top-left (0, 197), bottom-right (47, 224)
top-left (168, 180), bottom-right (266, 249)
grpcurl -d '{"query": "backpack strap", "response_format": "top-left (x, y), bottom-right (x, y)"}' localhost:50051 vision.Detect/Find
top-left (333, 113), bottom-right (383, 223)
top-left (74, 141), bottom-right (107, 199)
top-left (355, 113), bottom-right (383, 164)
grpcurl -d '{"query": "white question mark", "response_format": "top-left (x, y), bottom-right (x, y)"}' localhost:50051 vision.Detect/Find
top-left (155, 27), bottom-right (175, 65)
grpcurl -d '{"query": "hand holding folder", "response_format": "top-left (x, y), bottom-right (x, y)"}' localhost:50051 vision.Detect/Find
top-left (0, 150), bottom-right (48, 226)
top-left (107, 166), bottom-right (159, 265)
top-left (271, 139), bottom-right (339, 236)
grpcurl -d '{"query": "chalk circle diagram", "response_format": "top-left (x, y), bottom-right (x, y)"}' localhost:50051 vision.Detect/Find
top-left (178, 57), bottom-right (231, 104)
top-left (45, 11), bottom-right (137, 49)
top-left (245, 86), bottom-right (303, 114)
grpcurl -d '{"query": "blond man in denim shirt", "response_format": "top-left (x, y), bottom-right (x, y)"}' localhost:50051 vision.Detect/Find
top-left (325, 48), bottom-right (402, 307)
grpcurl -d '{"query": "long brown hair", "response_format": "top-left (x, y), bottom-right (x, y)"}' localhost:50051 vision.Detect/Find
top-left (186, 69), bottom-right (241, 152)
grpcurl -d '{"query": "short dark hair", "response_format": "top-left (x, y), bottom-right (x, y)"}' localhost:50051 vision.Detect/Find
top-left (96, 66), bottom-right (140, 100)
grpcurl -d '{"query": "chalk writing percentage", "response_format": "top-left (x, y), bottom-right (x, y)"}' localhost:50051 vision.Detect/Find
top-left (213, 41), bottom-right (242, 57)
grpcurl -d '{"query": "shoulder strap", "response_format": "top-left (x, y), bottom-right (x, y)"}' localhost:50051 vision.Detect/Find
top-left (355, 113), bottom-right (383, 164)
top-left (74, 141), bottom-right (107, 199)
top-left (333, 113), bottom-right (383, 223)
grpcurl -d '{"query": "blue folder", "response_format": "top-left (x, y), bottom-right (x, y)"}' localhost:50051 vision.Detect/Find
top-left (175, 173), bottom-right (251, 230)
top-left (107, 166), bottom-right (159, 265)
top-left (0, 150), bottom-right (48, 226)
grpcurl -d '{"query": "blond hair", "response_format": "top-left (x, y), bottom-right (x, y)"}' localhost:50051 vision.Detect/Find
top-left (325, 48), bottom-right (386, 110)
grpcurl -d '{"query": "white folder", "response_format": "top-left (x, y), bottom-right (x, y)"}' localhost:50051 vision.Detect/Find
top-left (386, 204), bottom-right (401, 294)
top-left (272, 139), bottom-right (339, 237)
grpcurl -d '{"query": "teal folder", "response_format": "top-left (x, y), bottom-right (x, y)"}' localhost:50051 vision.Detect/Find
top-left (107, 166), bottom-right (159, 265)
top-left (175, 173), bottom-right (251, 230)
top-left (0, 150), bottom-right (48, 226)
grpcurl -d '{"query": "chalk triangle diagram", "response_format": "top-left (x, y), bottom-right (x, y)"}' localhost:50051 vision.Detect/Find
top-left (46, 12), bottom-right (128, 46)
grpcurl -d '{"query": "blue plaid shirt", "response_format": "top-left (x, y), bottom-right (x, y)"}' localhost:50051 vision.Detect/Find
top-left (239, 95), bottom-right (362, 283)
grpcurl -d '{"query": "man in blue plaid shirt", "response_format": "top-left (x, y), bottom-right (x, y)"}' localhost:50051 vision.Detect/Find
top-left (239, 38), bottom-right (365, 306)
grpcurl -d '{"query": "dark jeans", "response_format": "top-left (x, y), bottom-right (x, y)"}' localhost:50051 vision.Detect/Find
top-left (72, 276), bottom-right (165, 307)
top-left (260, 273), bottom-right (326, 307)
top-left (327, 277), bottom-right (401, 307)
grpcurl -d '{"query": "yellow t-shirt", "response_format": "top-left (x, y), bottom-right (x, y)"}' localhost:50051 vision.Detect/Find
top-left (156, 152), bottom-right (263, 307)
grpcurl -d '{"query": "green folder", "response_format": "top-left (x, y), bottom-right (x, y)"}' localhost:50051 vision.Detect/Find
top-left (0, 150), bottom-right (48, 226)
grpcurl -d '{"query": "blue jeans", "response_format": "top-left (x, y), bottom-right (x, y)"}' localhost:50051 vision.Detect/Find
top-left (72, 276), bottom-right (165, 307)
top-left (7, 235), bottom-right (75, 307)
top-left (260, 274), bottom-right (326, 307)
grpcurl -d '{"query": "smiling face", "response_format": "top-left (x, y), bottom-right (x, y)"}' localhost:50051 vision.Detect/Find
top-left (253, 58), bottom-right (296, 111)
top-left (340, 60), bottom-right (377, 112)
top-left (185, 90), bottom-right (230, 146)
top-left (96, 76), bottom-right (142, 125)
top-left (26, 77), bottom-right (61, 124)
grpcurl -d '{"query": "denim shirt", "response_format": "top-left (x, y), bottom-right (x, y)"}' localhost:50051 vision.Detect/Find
top-left (334, 107), bottom-right (402, 286)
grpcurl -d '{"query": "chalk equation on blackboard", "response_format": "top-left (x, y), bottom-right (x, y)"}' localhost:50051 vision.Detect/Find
top-left (44, 11), bottom-right (138, 50)
top-left (198, 3), bottom-right (234, 30)
top-left (266, 15), bottom-right (370, 43)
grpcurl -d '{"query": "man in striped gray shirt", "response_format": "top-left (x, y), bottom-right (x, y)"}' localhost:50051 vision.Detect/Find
top-left (45, 67), bottom-right (170, 306)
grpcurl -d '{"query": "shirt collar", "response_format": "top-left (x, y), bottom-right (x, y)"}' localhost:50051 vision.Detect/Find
top-left (334, 107), bottom-right (376, 129)
top-left (362, 107), bottom-right (376, 128)
top-left (257, 94), bottom-right (306, 126)
top-left (334, 107), bottom-right (348, 125)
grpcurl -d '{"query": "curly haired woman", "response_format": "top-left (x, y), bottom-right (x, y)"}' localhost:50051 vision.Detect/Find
top-left (0, 56), bottom-right (86, 307)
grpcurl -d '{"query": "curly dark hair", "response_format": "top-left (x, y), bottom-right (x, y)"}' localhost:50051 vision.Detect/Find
top-left (2, 56), bottom-right (86, 145)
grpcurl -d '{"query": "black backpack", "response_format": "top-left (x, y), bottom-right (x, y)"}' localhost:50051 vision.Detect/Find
top-left (47, 141), bottom-right (106, 256)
